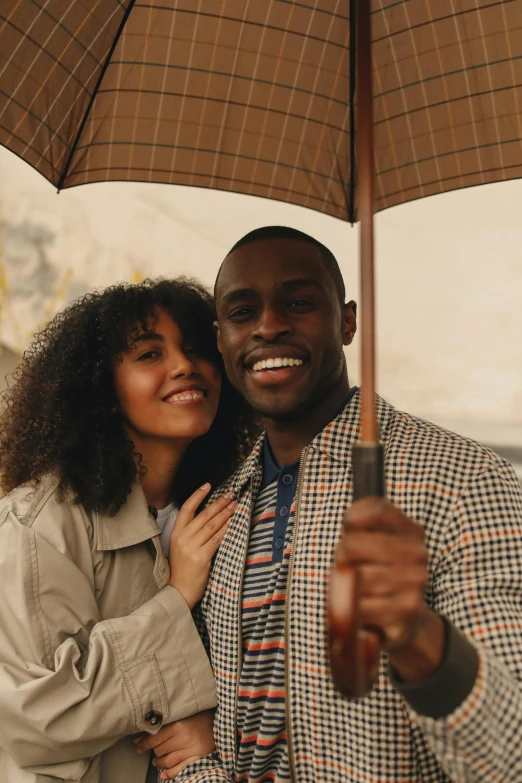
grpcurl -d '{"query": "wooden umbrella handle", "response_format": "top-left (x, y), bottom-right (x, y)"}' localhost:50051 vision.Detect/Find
top-left (327, 443), bottom-right (384, 699)
top-left (328, 566), bottom-right (382, 699)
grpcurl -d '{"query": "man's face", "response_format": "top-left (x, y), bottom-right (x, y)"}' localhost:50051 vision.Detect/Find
top-left (215, 238), bottom-right (356, 420)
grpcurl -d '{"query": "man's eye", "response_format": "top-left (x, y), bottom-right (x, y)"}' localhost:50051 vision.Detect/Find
top-left (290, 299), bottom-right (313, 308)
top-left (229, 307), bottom-right (254, 319)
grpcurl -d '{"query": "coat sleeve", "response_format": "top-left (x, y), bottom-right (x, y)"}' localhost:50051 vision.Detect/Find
top-left (165, 604), bottom-right (234, 782)
top-left (0, 504), bottom-right (217, 777)
top-left (399, 460), bottom-right (522, 781)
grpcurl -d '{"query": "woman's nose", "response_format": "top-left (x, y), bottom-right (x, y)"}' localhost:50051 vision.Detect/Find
top-left (168, 351), bottom-right (197, 378)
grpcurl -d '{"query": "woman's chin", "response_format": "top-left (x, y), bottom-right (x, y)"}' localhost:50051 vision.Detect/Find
top-left (159, 420), bottom-right (214, 441)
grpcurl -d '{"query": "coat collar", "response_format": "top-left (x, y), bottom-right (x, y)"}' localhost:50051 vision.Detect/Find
top-left (95, 482), bottom-right (161, 551)
top-left (310, 388), bottom-right (393, 463)
top-left (233, 389), bottom-right (395, 492)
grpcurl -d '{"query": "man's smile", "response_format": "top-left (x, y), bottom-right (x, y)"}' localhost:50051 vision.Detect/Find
top-left (252, 357), bottom-right (304, 371)
top-left (245, 355), bottom-right (308, 386)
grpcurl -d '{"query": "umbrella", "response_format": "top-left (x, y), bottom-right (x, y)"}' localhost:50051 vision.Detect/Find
top-left (1, 0), bottom-right (522, 697)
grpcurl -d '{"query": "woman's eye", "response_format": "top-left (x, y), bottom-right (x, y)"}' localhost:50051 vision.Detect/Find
top-left (137, 350), bottom-right (160, 361)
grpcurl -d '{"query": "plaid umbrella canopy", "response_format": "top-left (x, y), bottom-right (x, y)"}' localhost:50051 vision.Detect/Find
top-left (2, 0), bottom-right (522, 700)
top-left (1, 1), bottom-right (522, 218)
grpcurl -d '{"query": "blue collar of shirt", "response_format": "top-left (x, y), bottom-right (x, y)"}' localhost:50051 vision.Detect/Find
top-left (260, 437), bottom-right (298, 490)
top-left (260, 386), bottom-right (358, 490)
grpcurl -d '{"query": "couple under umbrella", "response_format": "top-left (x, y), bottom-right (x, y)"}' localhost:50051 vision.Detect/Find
top-left (1, 2), bottom-right (522, 782)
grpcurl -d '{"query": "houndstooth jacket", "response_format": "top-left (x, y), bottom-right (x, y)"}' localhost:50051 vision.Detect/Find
top-left (174, 391), bottom-right (522, 782)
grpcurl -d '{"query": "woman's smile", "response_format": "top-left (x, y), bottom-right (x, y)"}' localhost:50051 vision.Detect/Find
top-left (162, 384), bottom-right (208, 404)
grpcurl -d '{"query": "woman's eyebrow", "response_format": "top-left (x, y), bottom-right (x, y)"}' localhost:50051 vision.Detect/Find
top-left (132, 332), bottom-right (164, 344)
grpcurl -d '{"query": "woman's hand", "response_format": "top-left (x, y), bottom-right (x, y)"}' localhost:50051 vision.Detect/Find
top-left (169, 483), bottom-right (236, 609)
top-left (133, 709), bottom-right (215, 780)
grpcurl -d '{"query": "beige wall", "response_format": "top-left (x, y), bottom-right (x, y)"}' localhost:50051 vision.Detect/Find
top-left (0, 345), bottom-right (20, 393)
top-left (0, 146), bottom-right (521, 475)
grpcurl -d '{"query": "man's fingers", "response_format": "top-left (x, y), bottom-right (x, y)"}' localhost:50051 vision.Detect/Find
top-left (133, 731), bottom-right (164, 753)
top-left (345, 497), bottom-right (423, 538)
top-left (359, 593), bottom-right (424, 643)
top-left (336, 530), bottom-right (428, 568)
top-left (357, 564), bottom-right (428, 598)
top-left (154, 749), bottom-right (191, 769)
top-left (176, 483), bottom-right (213, 526)
top-left (158, 755), bottom-right (202, 780)
top-left (337, 532), bottom-right (427, 567)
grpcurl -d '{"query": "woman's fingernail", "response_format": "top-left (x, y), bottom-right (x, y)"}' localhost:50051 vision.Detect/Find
top-left (200, 482), bottom-right (211, 491)
top-left (224, 491), bottom-right (233, 498)
top-left (227, 501), bottom-right (237, 509)
top-left (136, 748), bottom-right (143, 754)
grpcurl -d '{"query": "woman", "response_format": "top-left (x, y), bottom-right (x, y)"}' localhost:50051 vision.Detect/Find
top-left (0, 278), bottom-right (256, 783)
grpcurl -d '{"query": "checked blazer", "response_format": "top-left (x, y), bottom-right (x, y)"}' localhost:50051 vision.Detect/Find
top-left (175, 390), bottom-right (522, 783)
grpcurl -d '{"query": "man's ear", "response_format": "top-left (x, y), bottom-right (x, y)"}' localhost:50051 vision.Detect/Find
top-left (213, 321), bottom-right (223, 353)
top-left (342, 300), bottom-right (357, 346)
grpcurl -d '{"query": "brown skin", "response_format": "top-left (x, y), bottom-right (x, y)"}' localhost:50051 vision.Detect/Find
top-left (113, 308), bottom-right (221, 509)
top-left (215, 238), bottom-right (445, 683)
top-left (134, 710), bottom-right (215, 780)
top-left (215, 237), bottom-right (356, 465)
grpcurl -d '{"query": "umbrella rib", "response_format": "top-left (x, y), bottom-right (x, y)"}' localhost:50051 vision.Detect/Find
top-left (348, 0), bottom-right (357, 224)
top-left (56, 0), bottom-right (137, 191)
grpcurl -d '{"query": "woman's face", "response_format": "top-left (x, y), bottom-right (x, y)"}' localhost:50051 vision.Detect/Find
top-left (113, 308), bottom-right (222, 445)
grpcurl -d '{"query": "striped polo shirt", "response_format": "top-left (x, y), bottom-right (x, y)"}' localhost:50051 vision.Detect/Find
top-left (236, 439), bottom-right (299, 783)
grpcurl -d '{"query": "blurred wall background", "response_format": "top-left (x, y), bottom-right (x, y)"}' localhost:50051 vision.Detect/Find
top-left (1, 146), bottom-right (521, 477)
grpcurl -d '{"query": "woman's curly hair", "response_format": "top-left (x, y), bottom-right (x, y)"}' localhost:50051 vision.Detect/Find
top-left (0, 278), bottom-right (258, 515)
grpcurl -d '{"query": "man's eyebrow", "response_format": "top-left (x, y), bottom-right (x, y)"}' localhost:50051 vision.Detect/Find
top-left (280, 278), bottom-right (322, 291)
top-left (221, 287), bottom-right (256, 304)
top-left (221, 278), bottom-right (322, 304)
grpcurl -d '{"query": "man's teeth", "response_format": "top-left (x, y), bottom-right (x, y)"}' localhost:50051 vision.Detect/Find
top-left (167, 391), bottom-right (205, 402)
top-left (252, 358), bottom-right (304, 372)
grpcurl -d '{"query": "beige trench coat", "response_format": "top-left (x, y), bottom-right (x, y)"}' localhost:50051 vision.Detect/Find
top-left (0, 476), bottom-right (216, 783)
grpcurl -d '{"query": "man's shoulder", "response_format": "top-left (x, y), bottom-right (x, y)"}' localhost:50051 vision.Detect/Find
top-left (384, 402), bottom-right (514, 483)
top-left (211, 435), bottom-right (264, 501)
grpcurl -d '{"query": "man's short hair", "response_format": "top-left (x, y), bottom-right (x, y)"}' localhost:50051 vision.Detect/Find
top-left (215, 226), bottom-right (346, 306)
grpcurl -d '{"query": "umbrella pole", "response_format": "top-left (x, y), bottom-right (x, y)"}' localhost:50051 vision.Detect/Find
top-left (352, 0), bottom-right (384, 500)
top-left (357, 0), bottom-right (377, 445)
top-left (327, 0), bottom-right (383, 702)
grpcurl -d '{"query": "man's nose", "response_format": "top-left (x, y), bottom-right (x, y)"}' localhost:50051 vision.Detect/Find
top-left (253, 307), bottom-right (291, 342)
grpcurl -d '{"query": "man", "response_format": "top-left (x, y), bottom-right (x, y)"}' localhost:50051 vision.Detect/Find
top-left (171, 226), bottom-right (522, 782)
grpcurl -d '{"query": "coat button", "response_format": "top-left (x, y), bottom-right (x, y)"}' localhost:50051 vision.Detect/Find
top-left (145, 710), bottom-right (163, 726)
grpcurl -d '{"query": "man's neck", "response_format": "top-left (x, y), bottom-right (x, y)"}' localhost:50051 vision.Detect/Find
top-left (263, 375), bottom-right (352, 467)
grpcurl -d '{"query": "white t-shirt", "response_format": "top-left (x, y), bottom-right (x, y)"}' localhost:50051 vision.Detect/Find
top-left (155, 501), bottom-right (179, 558)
